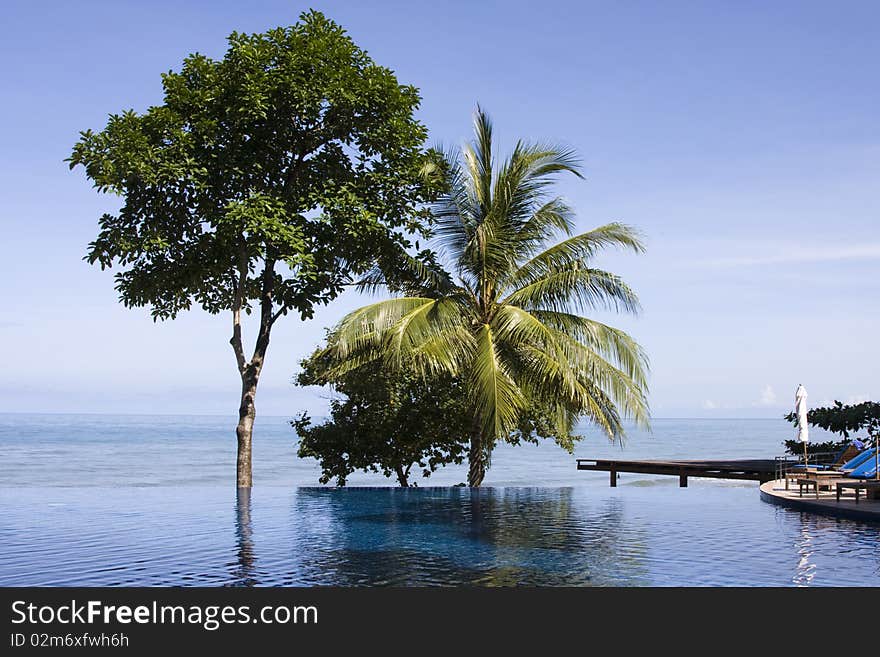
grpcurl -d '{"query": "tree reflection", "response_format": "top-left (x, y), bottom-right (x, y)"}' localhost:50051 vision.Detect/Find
top-left (230, 487), bottom-right (258, 586)
top-left (289, 487), bottom-right (649, 586)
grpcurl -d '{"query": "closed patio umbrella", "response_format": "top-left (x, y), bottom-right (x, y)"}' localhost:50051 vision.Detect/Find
top-left (795, 384), bottom-right (809, 467)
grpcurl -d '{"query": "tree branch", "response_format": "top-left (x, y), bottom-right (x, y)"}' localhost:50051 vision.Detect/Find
top-left (250, 250), bottom-right (278, 370)
top-left (271, 306), bottom-right (286, 325)
top-left (230, 245), bottom-right (248, 375)
top-left (283, 140), bottom-right (321, 196)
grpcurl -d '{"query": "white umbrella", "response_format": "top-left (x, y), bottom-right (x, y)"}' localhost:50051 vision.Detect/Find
top-left (795, 384), bottom-right (809, 467)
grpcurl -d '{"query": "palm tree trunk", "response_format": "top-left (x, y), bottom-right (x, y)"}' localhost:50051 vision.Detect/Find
top-left (468, 430), bottom-right (485, 487)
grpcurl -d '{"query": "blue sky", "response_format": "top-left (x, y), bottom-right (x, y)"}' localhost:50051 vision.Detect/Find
top-left (1, 1), bottom-right (878, 418)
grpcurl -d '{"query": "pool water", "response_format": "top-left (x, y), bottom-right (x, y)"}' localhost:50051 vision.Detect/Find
top-left (1, 415), bottom-right (878, 586)
top-left (2, 485), bottom-right (878, 586)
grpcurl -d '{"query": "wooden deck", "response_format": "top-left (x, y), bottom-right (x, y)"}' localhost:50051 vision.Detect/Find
top-left (760, 480), bottom-right (880, 523)
top-left (576, 458), bottom-right (779, 487)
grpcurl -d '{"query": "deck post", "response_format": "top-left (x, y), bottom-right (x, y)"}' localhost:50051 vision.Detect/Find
top-left (679, 472), bottom-right (687, 487)
top-left (610, 467), bottom-right (617, 487)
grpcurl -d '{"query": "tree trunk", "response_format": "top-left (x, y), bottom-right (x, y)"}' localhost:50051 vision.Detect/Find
top-left (231, 252), bottom-right (277, 489)
top-left (236, 372), bottom-right (259, 488)
top-left (395, 465), bottom-right (410, 488)
top-left (468, 431), bottom-right (485, 487)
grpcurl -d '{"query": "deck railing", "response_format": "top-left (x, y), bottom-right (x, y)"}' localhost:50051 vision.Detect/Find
top-left (774, 450), bottom-right (839, 483)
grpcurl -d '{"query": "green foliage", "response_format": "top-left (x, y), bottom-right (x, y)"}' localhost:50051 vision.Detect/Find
top-left (293, 345), bottom-right (580, 486)
top-left (314, 108), bottom-right (650, 485)
top-left (68, 10), bottom-right (438, 322)
top-left (783, 400), bottom-right (880, 456)
top-left (782, 439), bottom-right (849, 458)
top-left (293, 349), bottom-right (471, 486)
top-left (784, 400), bottom-right (880, 438)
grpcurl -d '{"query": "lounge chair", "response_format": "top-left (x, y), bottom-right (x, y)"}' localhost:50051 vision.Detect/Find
top-left (833, 457), bottom-right (880, 502)
top-left (804, 446), bottom-right (877, 473)
top-left (839, 447), bottom-right (878, 474)
top-left (848, 453), bottom-right (879, 479)
top-left (789, 444), bottom-right (861, 472)
top-left (785, 447), bottom-right (876, 491)
top-left (801, 454), bottom-right (880, 500)
top-left (785, 445), bottom-right (874, 490)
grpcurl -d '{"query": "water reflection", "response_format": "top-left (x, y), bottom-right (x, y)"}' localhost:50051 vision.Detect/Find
top-left (230, 487), bottom-right (258, 586)
top-left (290, 487), bottom-right (650, 586)
top-left (792, 518), bottom-right (816, 587)
top-left (3, 485), bottom-right (879, 586)
top-left (789, 512), bottom-right (880, 586)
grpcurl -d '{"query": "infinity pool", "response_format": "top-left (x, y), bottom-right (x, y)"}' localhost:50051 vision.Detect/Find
top-left (3, 485), bottom-right (878, 586)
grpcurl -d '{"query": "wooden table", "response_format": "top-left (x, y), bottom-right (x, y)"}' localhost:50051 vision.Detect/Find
top-left (836, 480), bottom-right (880, 504)
top-left (797, 478), bottom-right (824, 499)
top-left (786, 469), bottom-right (845, 490)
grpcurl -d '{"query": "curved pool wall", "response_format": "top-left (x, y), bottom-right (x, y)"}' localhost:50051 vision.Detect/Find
top-left (760, 480), bottom-right (880, 524)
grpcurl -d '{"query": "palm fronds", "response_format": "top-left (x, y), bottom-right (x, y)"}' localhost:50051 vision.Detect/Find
top-left (315, 108), bottom-right (650, 485)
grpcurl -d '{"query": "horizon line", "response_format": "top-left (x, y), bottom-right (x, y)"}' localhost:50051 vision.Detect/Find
top-left (0, 411), bottom-right (788, 421)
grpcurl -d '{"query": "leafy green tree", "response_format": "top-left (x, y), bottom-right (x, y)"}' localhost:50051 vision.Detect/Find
top-left (293, 350), bottom-right (471, 486)
top-left (783, 400), bottom-right (880, 455)
top-left (293, 346), bottom-right (578, 486)
top-left (68, 11), bottom-right (438, 487)
top-left (321, 109), bottom-right (650, 486)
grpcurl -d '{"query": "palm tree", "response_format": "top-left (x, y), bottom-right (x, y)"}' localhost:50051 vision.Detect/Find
top-left (326, 108), bottom-right (650, 486)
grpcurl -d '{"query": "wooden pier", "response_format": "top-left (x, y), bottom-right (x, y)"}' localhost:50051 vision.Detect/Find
top-left (577, 458), bottom-right (778, 487)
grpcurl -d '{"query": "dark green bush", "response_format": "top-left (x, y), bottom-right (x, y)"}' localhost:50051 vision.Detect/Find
top-left (783, 400), bottom-right (879, 457)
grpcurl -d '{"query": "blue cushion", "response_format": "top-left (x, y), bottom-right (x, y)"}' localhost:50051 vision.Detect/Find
top-left (840, 447), bottom-right (877, 471)
top-left (849, 453), bottom-right (879, 479)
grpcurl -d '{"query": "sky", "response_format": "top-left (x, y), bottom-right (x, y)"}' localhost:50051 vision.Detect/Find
top-left (1, 0), bottom-right (878, 418)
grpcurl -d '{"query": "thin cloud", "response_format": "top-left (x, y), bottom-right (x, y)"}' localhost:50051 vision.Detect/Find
top-left (759, 384), bottom-right (777, 406)
top-left (698, 244), bottom-right (880, 268)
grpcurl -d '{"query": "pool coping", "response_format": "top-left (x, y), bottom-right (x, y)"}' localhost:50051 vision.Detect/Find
top-left (760, 480), bottom-right (880, 523)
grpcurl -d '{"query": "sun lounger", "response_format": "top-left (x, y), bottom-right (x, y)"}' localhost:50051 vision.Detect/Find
top-left (787, 445), bottom-right (863, 476)
top-left (784, 447), bottom-right (877, 491)
top-left (797, 456), bottom-right (879, 501)
top-left (837, 447), bottom-right (877, 473)
top-left (847, 453), bottom-right (879, 479)
top-left (830, 457), bottom-right (880, 502)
